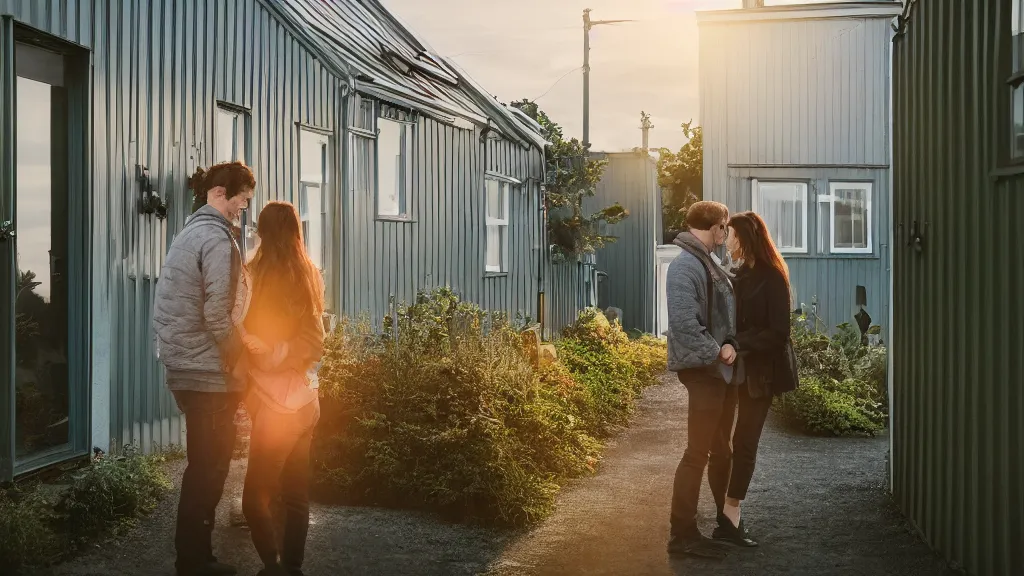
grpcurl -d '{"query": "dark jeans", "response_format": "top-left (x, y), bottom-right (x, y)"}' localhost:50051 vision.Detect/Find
top-left (726, 385), bottom-right (773, 501)
top-left (172, 390), bottom-right (241, 572)
top-left (670, 373), bottom-right (738, 537)
top-left (243, 393), bottom-right (320, 572)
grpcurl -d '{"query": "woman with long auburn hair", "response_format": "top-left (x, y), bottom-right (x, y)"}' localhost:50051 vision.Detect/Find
top-left (240, 201), bottom-right (325, 576)
top-left (712, 211), bottom-right (799, 549)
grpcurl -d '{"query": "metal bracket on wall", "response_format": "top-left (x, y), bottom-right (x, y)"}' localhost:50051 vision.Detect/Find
top-left (0, 220), bottom-right (14, 242)
top-left (136, 164), bottom-right (168, 220)
top-left (908, 220), bottom-right (925, 253)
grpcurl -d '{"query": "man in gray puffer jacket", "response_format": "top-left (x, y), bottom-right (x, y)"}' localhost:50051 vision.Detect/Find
top-left (664, 201), bottom-right (740, 560)
top-left (152, 162), bottom-right (254, 576)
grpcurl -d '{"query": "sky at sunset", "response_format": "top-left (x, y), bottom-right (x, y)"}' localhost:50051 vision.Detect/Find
top-left (378, 1), bottom-right (842, 152)
top-left (381, 0), bottom-right (743, 153)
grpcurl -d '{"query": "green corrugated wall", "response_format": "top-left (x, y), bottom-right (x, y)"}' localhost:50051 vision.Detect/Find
top-left (892, 1), bottom-right (1024, 575)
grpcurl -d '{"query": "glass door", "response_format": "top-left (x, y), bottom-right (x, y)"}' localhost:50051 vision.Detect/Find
top-left (2, 29), bottom-right (90, 479)
top-left (13, 42), bottom-right (71, 463)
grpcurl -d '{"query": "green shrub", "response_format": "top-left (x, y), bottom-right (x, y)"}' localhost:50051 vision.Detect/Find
top-left (0, 448), bottom-right (171, 570)
top-left (313, 291), bottom-right (666, 527)
top-left (773, 376), bottom-right (885, 436)
top-left (59, 447), bottom-right (172, 540)
top-left (779, 315), bottom-right (890, 436)
top-left (0, 488), bottom-right (61, 570)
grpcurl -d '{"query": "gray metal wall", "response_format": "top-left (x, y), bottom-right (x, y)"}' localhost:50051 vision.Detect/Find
top-left (341, 117), bottom-right (546, 328)
top-left (893, 1), bottom-right (1024, 574)
top-left (699, 12), bottom-right (892, 335)
top-left (2, 0), bottom-right (341, 454)
top-left (585, 152), bottom-right (661, 333)
top-left (2, 0), bottom-right (565, 459)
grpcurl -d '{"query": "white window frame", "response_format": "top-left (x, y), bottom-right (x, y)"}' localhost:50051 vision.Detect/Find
top-left (485, 173), bottom-right (516, 273)
top-left (215, 104), bottom-right (249, 164)
top-left (298, 127), bottom-right (331, 272)
top-left (375, 116), bottom-right (414, 219)
top-left (826, 181), bottom-right (873, 254)
top-left (750, 179), bottom-right (809, 254)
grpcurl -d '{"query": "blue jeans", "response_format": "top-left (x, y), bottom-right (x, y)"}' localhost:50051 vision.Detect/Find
top-left (242, 393), bottom-right (320, 572)
top-left (172, 390), bottom-right (241, 572)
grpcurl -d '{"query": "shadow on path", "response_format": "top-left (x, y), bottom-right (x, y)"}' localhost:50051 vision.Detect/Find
top-left (50, 373), bottom-right (950, 576)
top-left (485, 372), bottom-right (951, 576)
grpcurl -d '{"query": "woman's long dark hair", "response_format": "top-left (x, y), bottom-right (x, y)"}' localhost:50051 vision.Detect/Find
top-left (248, 201), bottom-right (324, 320)
top-left (728, 211), bottom-right (791, 291)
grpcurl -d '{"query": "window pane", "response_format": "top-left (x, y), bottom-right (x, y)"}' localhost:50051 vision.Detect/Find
top-left (486, 179), bottom-right (503, 219)
top-left (755, 182), bottom-right (805, 250)
top-left (300, 130), bottom-right (326, 183)
top-left (216, 110), bottom-right (236, 163)
top-left (15, 72), bottom-right (71, 457)
top-left (833, 186), bottom-right (869, 250)
top-left (299, 184), bottom-right (323, 269)
top-left (486, 225), bottom-right (503, 270)
top-left (377, 119), bottom-right (405, 216)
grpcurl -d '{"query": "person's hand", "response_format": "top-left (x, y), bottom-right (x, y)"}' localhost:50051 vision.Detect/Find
top-left (719, 344), bottom-right (737, 366)
top-left (243, 334), bottom-right (270, 355)
top-left (254, 341), bottom-right (290, 372)
top-left (231, 353), bottom-right (250, 381)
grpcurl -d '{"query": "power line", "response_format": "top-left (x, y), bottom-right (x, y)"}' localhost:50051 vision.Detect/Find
top-left (533, 67), bottom-right (582, 102)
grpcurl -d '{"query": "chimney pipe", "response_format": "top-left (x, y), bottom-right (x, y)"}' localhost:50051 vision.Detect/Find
top-left (640, 112), bottom-right (653, 154)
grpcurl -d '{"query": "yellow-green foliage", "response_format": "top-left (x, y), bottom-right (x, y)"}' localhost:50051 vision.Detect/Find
top-left (314, 293), bottom-right (667, 527)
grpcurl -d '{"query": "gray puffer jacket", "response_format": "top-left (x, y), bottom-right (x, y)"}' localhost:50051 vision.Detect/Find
top-left (665, 231), bottom-right (737, 379)
top-left (152, 205), bottom-right (245, 393)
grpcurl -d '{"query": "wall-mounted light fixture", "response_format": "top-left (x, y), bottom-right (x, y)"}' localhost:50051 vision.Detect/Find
top-left (136, 164), bottom-right (168, 220)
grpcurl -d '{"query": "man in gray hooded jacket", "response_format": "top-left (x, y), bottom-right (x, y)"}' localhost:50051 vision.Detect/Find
top-left (664, 201), bottom-right (739, 559)
top-left (152, 162), bottom-right (254, 576)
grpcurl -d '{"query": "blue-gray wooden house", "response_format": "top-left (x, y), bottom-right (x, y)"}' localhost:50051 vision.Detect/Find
top-left (0, 0), bottom-right (584, 481)
top-left (697, 1), bottom-right (902, 339)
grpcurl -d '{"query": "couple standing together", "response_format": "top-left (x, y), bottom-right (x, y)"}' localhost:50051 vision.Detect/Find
top-left (665, 201), bottom-right (799, 559)
top-left (152, 161), bottom-right (325, 576)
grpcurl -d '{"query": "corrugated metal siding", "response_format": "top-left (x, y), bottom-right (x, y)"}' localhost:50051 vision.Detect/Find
top-left (698, 12), bottom-right (893, 336)
top-left (893, 1), bottom-right (1024, 575)
top-left (585, 152), bottom-right (661, 333)
top-left (341, 116), bottom-right (546, 326)
top-left (543, 258), bottom-right (589, 340)
top-left (4, 0), bottom-right (340, 453)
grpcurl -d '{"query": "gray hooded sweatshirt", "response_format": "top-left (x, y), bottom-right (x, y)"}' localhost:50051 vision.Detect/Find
top-left (152, 205), bottom-right (245, 393)
top-left (665, 231), bottom-right (737, 381)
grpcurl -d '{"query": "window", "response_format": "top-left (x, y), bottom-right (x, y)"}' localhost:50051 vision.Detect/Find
top-left (751, 180), bottom-right (808, 253)
top-left (216, 106), bottom-right (249, 163)
top-left (1011, 1), bottom-right (1024, 161)
top-left (828, 182), bottom-right (872, 254)
top-left (485, 177), bottom-right (510, 273)
top-left (299, 129), bottom-right (330, 271)
top-left (376, 118), bottom-right (413, 217)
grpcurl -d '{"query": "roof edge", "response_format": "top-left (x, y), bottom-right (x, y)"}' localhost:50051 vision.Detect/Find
top-left (697, 2), bottom-right (903, 24)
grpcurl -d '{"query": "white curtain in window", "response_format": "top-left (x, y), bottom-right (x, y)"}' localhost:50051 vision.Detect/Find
top-left (753, 181), bottom-right (806, 251)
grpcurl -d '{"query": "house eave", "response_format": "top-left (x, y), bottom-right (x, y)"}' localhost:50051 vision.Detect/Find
top-left (697, 2), bottom-right (903, 25)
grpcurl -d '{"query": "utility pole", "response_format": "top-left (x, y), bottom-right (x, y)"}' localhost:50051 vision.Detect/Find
top-left (640, 111), bottom-right (653, 153)
top-left (583, 9), bottom-right (634, 151)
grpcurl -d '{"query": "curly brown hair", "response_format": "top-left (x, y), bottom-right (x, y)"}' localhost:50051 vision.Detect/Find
top-left (188, 161), bottom-right (256, 213)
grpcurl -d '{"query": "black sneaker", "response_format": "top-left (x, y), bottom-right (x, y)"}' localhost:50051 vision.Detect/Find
top-left (713, 513), bottom-right (759, 547)
top-left (667, 533), bottom-right (729, 559)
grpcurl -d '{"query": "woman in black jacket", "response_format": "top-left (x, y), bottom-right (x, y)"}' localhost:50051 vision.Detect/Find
top-left (714, 211), bottom-right (799, 548)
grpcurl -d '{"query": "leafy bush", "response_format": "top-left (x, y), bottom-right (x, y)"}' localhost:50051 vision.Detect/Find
top-left (0, 448), bottom-right (171, 570)
top-left (59, 447), bottom-right (172, 540)
top-left (773, 377), bottom-right (885, 437)
top-left (313, 290), bottom-right (666, 527)
top-left (778, 315), bottom-right (889, 436)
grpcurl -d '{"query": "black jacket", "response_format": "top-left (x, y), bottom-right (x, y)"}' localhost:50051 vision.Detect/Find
top-left (733, 263), bottom-right (798, 396)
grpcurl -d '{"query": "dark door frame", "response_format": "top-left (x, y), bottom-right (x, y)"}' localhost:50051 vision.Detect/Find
top-left (0, 18), bottom-right (92, 482)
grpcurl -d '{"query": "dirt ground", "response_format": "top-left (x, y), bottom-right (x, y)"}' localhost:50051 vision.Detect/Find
top-left (48, 373), bottom-right (953, 576)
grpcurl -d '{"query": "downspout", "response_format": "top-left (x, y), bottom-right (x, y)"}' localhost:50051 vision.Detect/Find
top-left (335, 75), bottom-right (354, 321)
top-left (537, 143), bottom-right (548, 339)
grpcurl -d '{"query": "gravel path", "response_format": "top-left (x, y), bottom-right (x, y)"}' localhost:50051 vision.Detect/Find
top-left (48, 373), bottom-right (951, 576)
